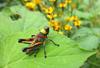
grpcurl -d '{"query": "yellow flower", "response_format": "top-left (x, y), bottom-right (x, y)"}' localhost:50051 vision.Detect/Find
top-left (59, 3), bottom-right (66, 7)
top-left (56, 21), bottom-right (63, 29)
top-left (25, 2), bottom-right (36, 9)
top-left (66, 16), bottom-right (73, 22)
top-left (41, 7), bottom-right (46, 10)
top-left (47, 14), bottom-right (57, 19)
top-left (65, 25), bottom-right (72, 31)
top-left (48, 20), bottom-right (57, 27)
top-left (71, 5), bottom-right (76, 9)
top-left (45, 7), bottom-right (55, 13)
top-left (57, 31), bottom-right (63, 34)
top-left (53, 26), bottom-right (59, 30)
top-left (65, 0), bottom-right (72, 4)
top-left (49, 0), bottom-right (56, 1)
top-left (33, 0), bottom-right (42, 4)
top-left (74, 21), bottom-right (82, 26)
top-left (71, 16), bottom-right (78, 21)
top-left (24, 0), bottom-right (30, 1)
top-left (48, 20), bottom-right (62, 30)
top-left (53, 22), bottom-right (62, 30)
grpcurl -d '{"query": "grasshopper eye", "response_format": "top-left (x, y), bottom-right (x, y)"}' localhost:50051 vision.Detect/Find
top-left (44, 26), bottom-right (49, 34)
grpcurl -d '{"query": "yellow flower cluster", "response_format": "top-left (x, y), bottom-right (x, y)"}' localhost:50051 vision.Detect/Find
top-left (24, 0), bottom-right (82, 35)
top-left (65, 0), bottom-right (72, 4)
top-left (33, 0), bottom-right (42, 5)
top-left (45, 7), bottom-right (55, 14)
top-left (65, 16), bottom-right (82, 26)
top-left (65, 25), bottom-right (72, 33)
top-left (24, 0), bottom-right (42, 10)
top-left (71, 5), bottom-right (76, 9)
top-left (71, 16), bottom-right (78, 20)
top-left (25, 2), bottom-right (36, 10)
top-left (59, 0), bottom-right (72, 8)
top-left (49, 0), bottom-right (56, 1)
top-left (74, 21), bottom-right (82, 26)
top-left (65, 25), bottom-right (72, 30)
top-left (47, 14), bottom-right (57, 19)
top-left (59, 3), bottom-right (66, 7)
top-left (24, 0), bottom-right (30, 2)
top-left (66, 16), bottom-right (73, 22)
top-left (72, 16), bottom-right (82, 26)
top-left (40, 5), bottom-right (62, 32)
top-left (48, 20), bottom-right (62, 31)
top-left (41, 7), bottom-right (46, 10)
top-left (64, 15), bottom-right (82, 32)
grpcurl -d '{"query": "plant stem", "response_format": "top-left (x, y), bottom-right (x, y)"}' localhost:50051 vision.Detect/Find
top-left (20, 0), bottom-right (24, 5)
top-left (68, 30), bottom-right (70, 37)
top-left (67, 4), bottom-right (69, 16)
top-left (37, 4), bottom-right (41, 12)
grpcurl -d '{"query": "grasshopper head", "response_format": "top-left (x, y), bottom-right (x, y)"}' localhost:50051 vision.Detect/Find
top-left (40, 26), bottom-right (49, 35)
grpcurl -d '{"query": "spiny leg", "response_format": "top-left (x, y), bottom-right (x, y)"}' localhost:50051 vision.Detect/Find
top-left (25, 48), bottom-right (36, 55)
top-left (22, 47), bottom-right (30, 52)
top-left (23, 42), bottom-right (42, 53)
top-left (43, 39), bottom-right (46, 58)
top-left (34, 48), bottom-right (40, 57)
top-left (26, 48), bottom-right (40, 57)
top-left (25, 47), bottom-right (40, 57)
top-left (47, 37), bottom-right (59, 46)
top-left (18, 37), bottom-right (35, 44)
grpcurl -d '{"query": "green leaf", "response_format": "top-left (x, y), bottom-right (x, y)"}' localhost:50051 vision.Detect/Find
top-left (0, 29), bottom-right (97, 68)
top-left (71, 27), bottom-right (94, 39)
top-left (75, 35), bottom-right (99, 50)
top-left (72, 27), bottom-right (100, 50)
top-left (76, 10), bottom-right (94, 19)
top-left (92, 28), bottom-right (100, 37)
top-left (0, 5), bottom-right (48, 43)
top-left (81, 20), bottom-right (91, 26)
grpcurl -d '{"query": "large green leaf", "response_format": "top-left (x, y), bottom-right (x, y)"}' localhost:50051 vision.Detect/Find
top-left (0, 29), bottom-right (97, 68)
top-left (72, 27), bottom-right (100, 50)
top-left (0, 5), bottom-right (48, 43)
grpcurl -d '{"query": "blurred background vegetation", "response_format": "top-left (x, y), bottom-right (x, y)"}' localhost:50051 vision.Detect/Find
top-left (0, 0), bottom-right (100, 68)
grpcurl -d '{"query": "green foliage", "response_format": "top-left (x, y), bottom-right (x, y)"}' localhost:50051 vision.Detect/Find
top-left (0, 0), bottom-right (100, 68)
top-left (72, 27), bottom-right (100, 50)
top-left (76, 35), bottom-right (99, 50)
top-left (92, 28), bottom-right (100, 36)
top-left (76, 10), bottom-right (94, 19)
top-left (0, 29), bottom-right (97, 68)
top-left (0, 5), bottom-right (98, 68)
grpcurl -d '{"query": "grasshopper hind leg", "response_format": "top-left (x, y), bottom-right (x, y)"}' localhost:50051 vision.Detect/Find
top-left (26, 52), bottom-right (30, 55)
top-left (22, 47), bottom-right (30, 52)
top-left (28, 48), bottom-right (40, 57)
top-left (34, 48), bottom-right (40, 57)
top-left (24, 48), bottom-right (40, 57)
